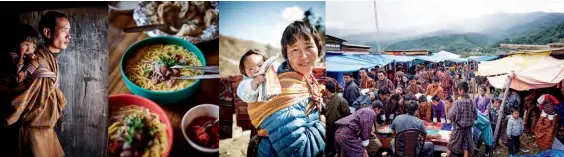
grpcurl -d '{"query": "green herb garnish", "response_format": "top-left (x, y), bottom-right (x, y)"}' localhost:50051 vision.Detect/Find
top-left (123, 116), bottom-right (145, 144)
top-left (158, 54), bottom-right (179, 68)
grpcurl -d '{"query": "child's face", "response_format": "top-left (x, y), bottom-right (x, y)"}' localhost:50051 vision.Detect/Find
top-left (479, 88), bottom-right (486, 96)
top-left (493, 102), bottom-right (500, 109)
top-left (512, 111), bottom-right (519, 119)
top-left (432, 101), bottom-right (439, 106)
top-left (243, 54), bottom-right (264, 77)
top-left (286, 36), bottom-right (318, 76)
top-left (395, 88), bottom-right (402, 94)
top-left (20, 40), bottom-right (36, 55)
top-left (410, 79), bottom-right (416, 85)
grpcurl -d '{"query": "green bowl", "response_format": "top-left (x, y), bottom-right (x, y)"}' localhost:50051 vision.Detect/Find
top-left (120, 36), bottom-right (206, 104)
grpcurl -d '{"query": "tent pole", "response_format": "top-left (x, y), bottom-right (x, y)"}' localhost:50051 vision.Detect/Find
top-left (491, 71), bottom-right (514, 155)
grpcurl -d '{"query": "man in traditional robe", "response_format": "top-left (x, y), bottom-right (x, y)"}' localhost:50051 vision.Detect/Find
top-left (447, 82), bottom-right (478, 157)
top-left (375, 70), bottom-right (394, 91)
top-left (406, 76), bottom-right (425, 95)
top-left (359, 68), bottom-right (375, 90)
top-left (335, 99), bottom-right (382, 157)
top-left (425, 77), bottom-right (444, 99)
top-left (438, 68), bottom-right (453, 99)
top-left (343, 73), bottom-right (360, 106)
top-left (325, 81), bottom-right (350, 156)
top-left (415, 65), bottom-right (431, 89)
top-left (370, 66), bottom-right (380, 81)
top-left (5, 11), bottom-right (71, 157)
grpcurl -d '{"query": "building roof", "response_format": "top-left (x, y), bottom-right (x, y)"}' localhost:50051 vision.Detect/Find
top-left (384, 50), bottom-right (429, 52)
top-left (326, 35), bottom-right (347, 42)
top-left (342, 43), bottom-right (371, 49)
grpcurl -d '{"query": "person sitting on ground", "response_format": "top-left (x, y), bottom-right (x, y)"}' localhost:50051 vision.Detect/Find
top-left (391, 101), bottom-right (439, 157)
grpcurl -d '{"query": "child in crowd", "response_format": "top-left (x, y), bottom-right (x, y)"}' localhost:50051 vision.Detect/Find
top-left (237, 49), bottom-right (267, 103)
top-left (431, 95), bottom-right (446, 123)
top-left (507, 109), bottom-right (524, 157)
top-left (490, 98), bottom-right (502, 146)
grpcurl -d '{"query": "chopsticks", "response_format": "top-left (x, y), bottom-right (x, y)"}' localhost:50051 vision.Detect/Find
top-left (176, 74), bottom-right (220, 80)
top-left (171, 65), bottom-right (220, 80)
top-left (170, 65), bottom-right (219, 73)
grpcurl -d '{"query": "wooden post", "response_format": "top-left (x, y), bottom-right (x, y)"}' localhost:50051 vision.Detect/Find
top-left (492, 72), bottom-right (514, 155)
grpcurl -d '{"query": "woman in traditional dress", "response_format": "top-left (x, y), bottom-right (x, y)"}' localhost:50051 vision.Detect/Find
top-left (535, 94), bottom-right (560, 150)
top-left (248, 21), bottom-right (325, 157)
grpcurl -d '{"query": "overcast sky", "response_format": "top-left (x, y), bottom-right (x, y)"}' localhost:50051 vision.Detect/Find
top-left (220, 1), bottom-right (325, 48)
top-left (327, 0), bottom-right (564, 35)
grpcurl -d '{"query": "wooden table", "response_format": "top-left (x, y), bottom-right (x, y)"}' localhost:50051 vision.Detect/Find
top-left (108, 12), bottom-right (219, 157)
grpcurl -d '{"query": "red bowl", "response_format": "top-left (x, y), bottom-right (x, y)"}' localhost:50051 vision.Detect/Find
top-left (109, 94), bottom-right (173, 157)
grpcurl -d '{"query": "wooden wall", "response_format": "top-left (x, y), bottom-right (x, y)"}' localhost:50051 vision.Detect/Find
top-left (20, 7), bottom-right (108, 157)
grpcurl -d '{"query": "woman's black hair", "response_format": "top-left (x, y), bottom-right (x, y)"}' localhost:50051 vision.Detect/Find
top-left (239, 49), bottom-right (267, 77)
top-left (280, 21), bottom-right (323, 60)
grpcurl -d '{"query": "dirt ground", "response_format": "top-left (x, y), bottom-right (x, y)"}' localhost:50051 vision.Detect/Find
top-left (470, 133), bottom-right (541, 157)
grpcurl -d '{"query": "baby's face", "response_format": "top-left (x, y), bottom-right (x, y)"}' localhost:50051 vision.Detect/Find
top-left (243, 54), bottom-right (264, 77)
top-left (20, 40), bottom-right (36, 55)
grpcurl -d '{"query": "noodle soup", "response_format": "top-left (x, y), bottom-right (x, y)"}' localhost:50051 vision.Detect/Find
top-left (108, 105), bottom-right (168, 157)
top-left (125, 44), bottom-right (202, 91)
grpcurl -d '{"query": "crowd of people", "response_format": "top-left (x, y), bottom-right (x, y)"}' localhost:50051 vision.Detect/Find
top-left (323, 63), bottom-right (564, 157)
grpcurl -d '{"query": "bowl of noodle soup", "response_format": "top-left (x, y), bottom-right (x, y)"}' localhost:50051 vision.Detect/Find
top-left (120, 36), bottom-right (206, 104)
top-left (108, 94), bottom-right (173, 157)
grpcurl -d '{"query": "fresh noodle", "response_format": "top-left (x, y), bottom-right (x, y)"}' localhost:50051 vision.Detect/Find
top-left (108, 105), bottom-right (168, 157)
top-left (125, 44), bottom-right (202, 91)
